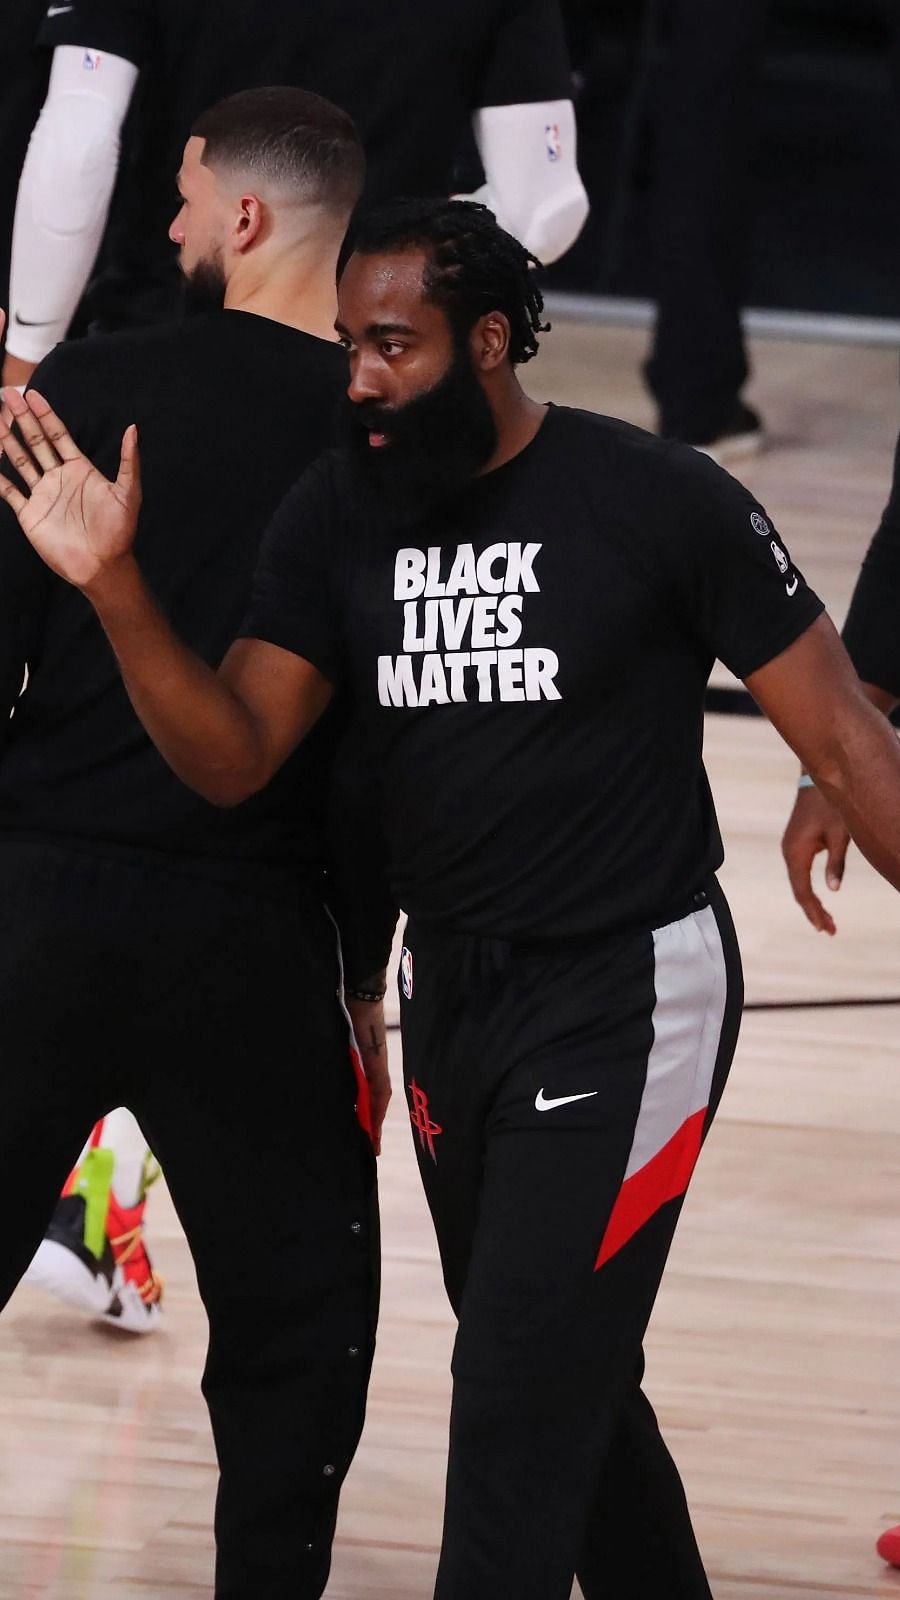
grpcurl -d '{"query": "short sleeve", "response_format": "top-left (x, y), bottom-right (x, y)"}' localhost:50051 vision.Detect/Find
top-left (841, 428), bottom-right (900, 698)
top-left (652, 446), bottom-right (825, 680)
top-left (477, 0), bottom-right (573, 108)
top-left (238, 459), bottom-right (345, 686)
top-left (39, 0), bottom-right (151, 65)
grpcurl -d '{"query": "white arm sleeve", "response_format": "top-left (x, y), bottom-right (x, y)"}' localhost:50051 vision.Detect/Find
top-left (6, 45), bottom-right (139, 364)
top-left (463, 98), bottom-right (589, 266)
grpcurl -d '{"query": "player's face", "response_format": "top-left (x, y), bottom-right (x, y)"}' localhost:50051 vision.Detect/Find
top-left (169, 137), bottom-right (227, 284)
top-left (337, 250), bottom-right (460, 446)
top-left (337, 249), bottom-right (498, 517)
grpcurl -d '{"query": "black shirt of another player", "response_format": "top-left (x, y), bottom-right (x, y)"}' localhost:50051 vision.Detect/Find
top-left (0, 312), bottom-right (344, 887)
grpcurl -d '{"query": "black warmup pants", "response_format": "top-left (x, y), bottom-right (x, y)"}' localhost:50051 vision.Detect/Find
top-left (399, 880), bottom-right (743, 1599)
top-left (0, 838), bottom-right (378, 1600)
top-left (644, 0), bottom-right (770, 439)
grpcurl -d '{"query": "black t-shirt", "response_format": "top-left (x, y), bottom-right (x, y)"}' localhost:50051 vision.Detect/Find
top-left (39, 0), bottom-right (572, 332)
top-left (242, 406), bottom-right (824, 940)
top-left (0, 312), bottom-right (347, 879)
top-left (842, 422), bottom-right (900, 698)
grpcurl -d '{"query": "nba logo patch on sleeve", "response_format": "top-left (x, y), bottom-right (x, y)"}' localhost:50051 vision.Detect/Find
top-left (545, 124), bottom-right (562, 162)
top-left (400, 946), bottom-right (414, 1000)
top-left (82, 50), bottom-right (103, 72)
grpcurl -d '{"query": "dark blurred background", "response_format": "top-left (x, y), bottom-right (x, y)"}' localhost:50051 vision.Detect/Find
top-left (550, 0), bottom-right (900, 315)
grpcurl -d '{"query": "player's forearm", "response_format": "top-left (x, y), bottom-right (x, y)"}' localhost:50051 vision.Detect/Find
top-left (468, 100), bottom-right (588, 263)
top-left (808, 699), bottom-right (900, 893)
top-left (6, 47), bottom-right (137, 366)
top-left (85, 557), bottom-right (268, 805)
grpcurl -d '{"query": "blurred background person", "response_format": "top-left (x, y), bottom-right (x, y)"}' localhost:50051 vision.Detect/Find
top-left (0, 0), bottom-right (588, 1331)
top-left (2, 0), bottom-right (589, 388)
top-left (780, 416), bottom-right (900, 1568)
top-left (643, 0), bottom-right (771, 460)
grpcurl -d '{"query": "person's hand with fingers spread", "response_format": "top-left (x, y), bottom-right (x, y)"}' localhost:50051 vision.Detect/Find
top-left (0, 384), bottom-right (141, 591)
top-left (781, 779), bottom-right (851, 936)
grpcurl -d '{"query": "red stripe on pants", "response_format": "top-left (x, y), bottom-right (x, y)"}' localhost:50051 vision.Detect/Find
top-left (595, 1106), bottom-right (707, 1270)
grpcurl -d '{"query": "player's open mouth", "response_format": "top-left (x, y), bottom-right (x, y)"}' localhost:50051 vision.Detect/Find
top-left (368, 430), bottom-right (390, 448)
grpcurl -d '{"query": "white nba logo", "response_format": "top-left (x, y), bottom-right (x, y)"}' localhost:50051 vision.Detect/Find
top-left (401, 947), bottom-right (414, 1000)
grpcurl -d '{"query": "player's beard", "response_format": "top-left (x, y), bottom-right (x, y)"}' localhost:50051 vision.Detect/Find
top-left (345, 344), bottom-right (498, 526)
top-left (180, 248), bottom-right (227, 315)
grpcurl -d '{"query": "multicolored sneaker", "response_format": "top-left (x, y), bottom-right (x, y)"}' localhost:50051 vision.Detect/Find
top-left (101, 1170), bottom-right (165, 1335)
top-left (24, 1147), bottom-right (163, 1334)
top-left (24, 1175), bottom-right (117, 1317)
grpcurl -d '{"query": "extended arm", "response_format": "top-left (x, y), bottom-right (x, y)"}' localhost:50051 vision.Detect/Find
top-left (89, 560), bottom-right (333, 804)
top-left (781, 437), bottom-right (900, 930)
top-left (0, 385), bottom-right (334, 800)
top-left (747, 615), bottom-right (900, 923)
top-left (3, 47), bottom-right (138, 385)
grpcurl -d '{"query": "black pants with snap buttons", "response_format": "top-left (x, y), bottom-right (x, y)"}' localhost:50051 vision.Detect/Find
top-left (0, 836), bottom-right (378, 1599)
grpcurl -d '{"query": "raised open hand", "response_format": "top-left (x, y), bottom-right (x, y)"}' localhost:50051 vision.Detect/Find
top-left (0, 382), bottom-right (141, 591)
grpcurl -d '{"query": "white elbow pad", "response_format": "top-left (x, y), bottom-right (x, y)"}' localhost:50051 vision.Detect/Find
top-left (7, 46), bottom-right (138, 363)
top-left (468, 99), bottom-right (589, 265)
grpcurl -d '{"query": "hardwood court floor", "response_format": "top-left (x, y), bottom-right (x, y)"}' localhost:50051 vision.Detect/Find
top-left (2, 326), bottom-right (900, 1598)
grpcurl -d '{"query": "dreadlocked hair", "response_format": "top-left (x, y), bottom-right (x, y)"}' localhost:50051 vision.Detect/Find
top-left (348, 197), bottom-right (550, 365)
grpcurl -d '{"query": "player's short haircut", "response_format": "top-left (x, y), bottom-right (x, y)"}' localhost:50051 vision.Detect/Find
top-left (192, 87), bottom-right (365, 214)
top-left (346, 197), bottom-right (550, 365)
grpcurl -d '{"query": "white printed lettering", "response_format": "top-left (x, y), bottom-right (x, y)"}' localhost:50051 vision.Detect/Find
top-left (378, 654), bottom-right (418, 707)
top-left (424, 547), bottom-right (447, 597)
top-left (445, 544), bottom-right (478, 596)
top-left (497, 648), bottom-right (525, 701)
top-left (524, 648), bottom-right (561, 701)
top-left (471, 650), bottom-right (498, 702)
top-left (439, 597), bottom-right (474, 649)
top-left (403, 600), bottom-right (441, 652)
top-left (506, 542), bottom-right (542, 594)
top-left (444, 651), bottom-right (470, 702)
top-left (384, 541), bottom-right (559, 709)
top-left (402, 601), bottom-right (426, 652)
top-left (395, 549), bottom-right (426, 600)
top-left (470, 595), bottom-right (499, 649)
top-left (475, 543), bottom-right (507, 594)
top-left (418, 654), bottom-right (450, 706)
top-left (496, 594), bottom-right (523, 646)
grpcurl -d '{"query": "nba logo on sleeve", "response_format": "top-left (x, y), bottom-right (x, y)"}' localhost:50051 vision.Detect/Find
top-left (545, 124), bottom-right (562, 162)
top-left (82, 50), bottom-right (103, 72)
top-left (770, 539), bottom-right (789, 575)
top-left (400, 946), bottom-right (414, 1000)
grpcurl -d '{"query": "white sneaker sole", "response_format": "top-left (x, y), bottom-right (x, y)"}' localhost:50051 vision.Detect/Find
top-left (23, 1238), bottom-right (113, 1316)
top-left (101, 1277), bottom-right (163, 1335)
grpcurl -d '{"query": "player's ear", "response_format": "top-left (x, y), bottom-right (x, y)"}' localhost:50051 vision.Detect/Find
top-left (233, 193), bottom-right (265, 253)
top-left (471, 311), bottom-right (510, 372)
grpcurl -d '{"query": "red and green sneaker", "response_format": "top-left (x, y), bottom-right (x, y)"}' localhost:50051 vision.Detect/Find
top-left (24, 1146), bottom-right (163, 1334)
